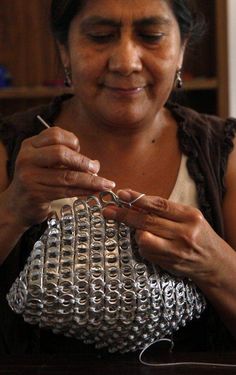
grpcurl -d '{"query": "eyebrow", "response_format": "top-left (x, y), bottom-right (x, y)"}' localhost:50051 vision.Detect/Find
top-left (134, 16), bottom-right (172, 27)
top-left (80, 15), bottom-right (172, 30)
top-left (80, 16), bottom-right (121, 30)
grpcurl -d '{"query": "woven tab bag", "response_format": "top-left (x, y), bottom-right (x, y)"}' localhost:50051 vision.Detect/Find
top-left (7, 192), bottom-right (206, 353)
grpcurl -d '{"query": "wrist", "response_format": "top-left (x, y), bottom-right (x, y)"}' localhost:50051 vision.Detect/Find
top-left (194, 244), bottom-right (236, 293)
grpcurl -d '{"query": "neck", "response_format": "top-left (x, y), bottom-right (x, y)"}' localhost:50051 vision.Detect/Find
top-left (61, 97), bottom-right (170, 152)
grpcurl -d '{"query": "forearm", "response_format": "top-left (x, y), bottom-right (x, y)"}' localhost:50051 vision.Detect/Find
top-left (195, 243), bottom-right (236, 340)
top-left (0, 192), bottom-right (28, 265)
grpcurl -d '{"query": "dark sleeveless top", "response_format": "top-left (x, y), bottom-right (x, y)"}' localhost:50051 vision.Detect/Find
top-left (0, 95), bottom-right (236, 356)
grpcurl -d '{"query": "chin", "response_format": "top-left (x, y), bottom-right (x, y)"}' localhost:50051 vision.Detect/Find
top-left (99, 104), bottom-right (153, 127)
top-left (103, 111), bottom-right (148, 128)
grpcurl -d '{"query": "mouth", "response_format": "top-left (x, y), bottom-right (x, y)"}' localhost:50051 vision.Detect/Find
top-left (103, 85), bottom-right (146, 96)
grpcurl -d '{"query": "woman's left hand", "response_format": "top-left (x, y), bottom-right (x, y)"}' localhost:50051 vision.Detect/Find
top-left (102, 189), bottom-right (225, 284)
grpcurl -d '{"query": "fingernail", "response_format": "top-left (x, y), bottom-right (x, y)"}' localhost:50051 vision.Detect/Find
top-left (117, 189), bottom-right (132, 201)
top-left (102, 179), bottom-right (116, 190)
top-left (88, 160), bottom-right (100, 174)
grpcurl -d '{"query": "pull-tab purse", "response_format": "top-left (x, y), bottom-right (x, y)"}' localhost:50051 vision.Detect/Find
top-left (7, 192), bottom-right (206, 353)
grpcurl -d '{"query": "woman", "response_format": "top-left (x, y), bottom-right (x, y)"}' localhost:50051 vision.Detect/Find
top-left (0, 0), bottom-right (236, 356)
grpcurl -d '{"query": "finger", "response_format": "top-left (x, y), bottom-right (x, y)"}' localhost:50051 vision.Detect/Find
top-left (31, 126), bottom-right (80, 151)
top-left (32, 168), bottom-right (116, 191)
top-left (28, 145), bottom-right (100, 174)
top-left (135, 230), bottom-right (190, 276)
top-left (135, 230), bottom-right (173, 262)
top-left (117, 189), bottom-right (195, 222)
top-left (102, 205), bottom-right (179, 239)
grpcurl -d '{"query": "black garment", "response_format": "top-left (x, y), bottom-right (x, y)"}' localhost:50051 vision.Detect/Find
top-left (0, 95), bottom-right (236, 355)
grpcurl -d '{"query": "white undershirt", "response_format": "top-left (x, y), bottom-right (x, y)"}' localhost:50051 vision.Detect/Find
top-left (169, 154), bottom-right (199, 208)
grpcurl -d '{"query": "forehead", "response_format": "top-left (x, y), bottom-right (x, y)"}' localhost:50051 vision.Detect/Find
top-left (75, 0), bottom-right (175, 24)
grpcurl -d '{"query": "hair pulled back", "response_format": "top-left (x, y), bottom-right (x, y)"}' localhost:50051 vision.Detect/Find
top-left (50, 0), bottom-right (204, 45)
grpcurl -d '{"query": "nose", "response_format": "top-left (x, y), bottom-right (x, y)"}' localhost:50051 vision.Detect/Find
top-left (108, 36), bottom-right (142, 76)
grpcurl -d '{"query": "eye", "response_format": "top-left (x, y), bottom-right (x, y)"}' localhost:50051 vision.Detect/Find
top-left (139, 33), bottom-right (164, 44)
top-left (88, 33), bottom-right (115, 43)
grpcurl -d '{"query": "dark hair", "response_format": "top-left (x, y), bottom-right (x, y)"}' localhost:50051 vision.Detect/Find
top-left (50, 0), bottom-right (86, 45)
top-left (50, 0), bottom-right (205, 45)
top-left (170, 0), bottom-right (205, 44)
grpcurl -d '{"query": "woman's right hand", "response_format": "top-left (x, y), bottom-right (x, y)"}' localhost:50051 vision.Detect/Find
top-left (4, 126), bottom-right (116, 228)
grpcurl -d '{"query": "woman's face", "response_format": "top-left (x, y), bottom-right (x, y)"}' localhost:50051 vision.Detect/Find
top-left (60, 0), bottom-right (185, 128)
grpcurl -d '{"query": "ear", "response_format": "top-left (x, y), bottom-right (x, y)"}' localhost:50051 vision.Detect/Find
top-left (57, 41), bottom-right (70, 68)
top-left (177, 39), bottom-right (188, 70)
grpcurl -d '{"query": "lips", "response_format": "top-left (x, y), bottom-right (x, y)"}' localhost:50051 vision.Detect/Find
top-left (102, 85), bottom-right (146, 97)
top-left (102, 82), bottom-right (148, 95)
top-left (104, 80), bottom-right (147, 87)
top-left (105, 86), bottom-right (144, 91)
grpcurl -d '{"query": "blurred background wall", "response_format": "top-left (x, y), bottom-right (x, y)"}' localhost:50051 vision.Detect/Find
top-left (227, 0), bottom-right (236, 117)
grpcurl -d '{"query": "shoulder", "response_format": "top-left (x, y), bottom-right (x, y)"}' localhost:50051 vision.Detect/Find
top-left (1, 103), bottom-right (51, 139)
top-left (0, 106), bottom-right (43, 145)
top-left (169, 102), bottom-right (236, 200)
top-left (168, 101), bottom-right (236, 150)
top-left (0, 106), bottom-right (44, 188)
top-left (224, 136), bottom-right (236, 191)
top-left (0, 94), bottom-right (70, 144)
top-left (168, 101), bottom-right (236, 129)
top-left (0, 141), bottom-right (9, 191)
top-left (0, 101), bottom-right (54, 182)
top-left (0, 95), bottom-right (69, 156)
top-left (222, 135), bottom-right (236, 247)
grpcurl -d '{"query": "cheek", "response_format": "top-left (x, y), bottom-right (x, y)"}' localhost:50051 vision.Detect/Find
top-left (155, 33), bottom-right (183, 68)
top-left (148, 59), bottom-right (176, 89)
top-left (160, 43), bottom-right (182, 67)
top-left (70, 48), bottom-right (107, 85)
top-left (149, 47), bottom-right (181, 85)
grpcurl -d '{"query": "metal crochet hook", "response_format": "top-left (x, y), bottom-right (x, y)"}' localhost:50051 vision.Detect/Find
top-left (100, 190), bottom-right (145, 208)
top-left (37, 115), bottom-right (50, 128)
